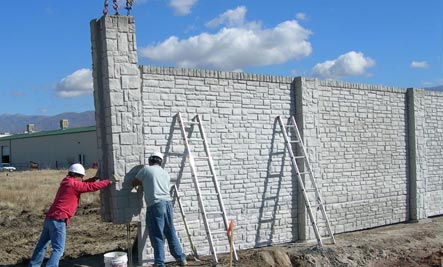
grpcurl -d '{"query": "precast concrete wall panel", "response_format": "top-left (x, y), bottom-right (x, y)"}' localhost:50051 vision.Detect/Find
top-left (298, 78), bottom-right (409, 237)
top-left (421, 91), bottom-right (443, 216)
top-left (139, 66), bottom-right (298, 259)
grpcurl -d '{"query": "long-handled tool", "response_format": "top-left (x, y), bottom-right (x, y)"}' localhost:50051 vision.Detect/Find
top-left (172, 185), bottom-right (200, 260)
top-left (127, 223), bottom-right (133, 266)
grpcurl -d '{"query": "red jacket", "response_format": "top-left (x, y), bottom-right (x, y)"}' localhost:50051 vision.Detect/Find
top-left (45, 175), bottom-right (110, 225)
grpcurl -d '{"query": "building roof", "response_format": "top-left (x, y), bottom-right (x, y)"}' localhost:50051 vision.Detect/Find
top-left (0, 126), bottom-right (96, 141)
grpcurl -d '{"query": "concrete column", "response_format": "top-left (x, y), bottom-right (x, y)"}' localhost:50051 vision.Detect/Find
top-left (90, 15), bottom-right (144, 223)
top-left (407, 88), bottom-right (427, 221)
top-left (293, 77), bottom-right (307, 240)
top-left (293, 77), bottom-right (324, 241)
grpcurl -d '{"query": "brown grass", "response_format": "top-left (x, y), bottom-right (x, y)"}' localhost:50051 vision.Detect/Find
top-left (0, 169), bottom-right (100, 212)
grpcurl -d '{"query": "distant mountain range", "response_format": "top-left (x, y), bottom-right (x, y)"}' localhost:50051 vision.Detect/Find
top-left (428, 85), bottom-right (443, 91)
top-left (0, 111), bottom-right (96, 134)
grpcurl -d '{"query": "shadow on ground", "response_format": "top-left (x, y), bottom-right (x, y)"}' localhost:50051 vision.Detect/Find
top-left (1, 254), bottom-right (104, 267)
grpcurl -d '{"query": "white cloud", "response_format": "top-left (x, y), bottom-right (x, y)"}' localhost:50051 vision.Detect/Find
top-left (205, 6), bottom-right (246, 28)
top-left (410, 61), bottom-right (429, 69)
top-left (169, 0), bottom-right (198, 16)
top-left (54, 69), bottom-right (93, 98)
top-left (312, 51), bottom-right (375, 79)
top-left (295, 12), bottom-right (307, 21)
top-left (140, 7), bottom-right (312, 71)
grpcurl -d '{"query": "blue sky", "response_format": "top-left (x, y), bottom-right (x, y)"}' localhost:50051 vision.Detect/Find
top-left (1, 0), bottom-right (442, 116)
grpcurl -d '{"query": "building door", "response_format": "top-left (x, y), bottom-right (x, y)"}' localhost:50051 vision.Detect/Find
top-left (1, 146), bottom-right (10, 163)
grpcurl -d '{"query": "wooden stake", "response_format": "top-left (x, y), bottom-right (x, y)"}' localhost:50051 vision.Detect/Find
top-left (228, 220), bottom-right (235, 267)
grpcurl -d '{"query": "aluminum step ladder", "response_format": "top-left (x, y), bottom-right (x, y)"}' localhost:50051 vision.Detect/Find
top-left (276, 115), bottom-right (336, 246)
top-left (176, 112), bottom-right (238, 264)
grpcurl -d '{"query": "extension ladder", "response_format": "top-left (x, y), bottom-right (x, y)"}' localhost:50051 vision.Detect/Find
top-left (176, 112), bottom-right (238, 264)
top-left (276, 115), bottom-right (336, 246)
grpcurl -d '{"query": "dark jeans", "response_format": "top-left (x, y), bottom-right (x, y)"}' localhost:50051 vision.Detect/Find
top-left (147, 200), bottom-right (186, 267)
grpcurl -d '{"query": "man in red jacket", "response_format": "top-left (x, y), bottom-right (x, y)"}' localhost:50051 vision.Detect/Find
top-left (29, 163), bottom-right (110, 267)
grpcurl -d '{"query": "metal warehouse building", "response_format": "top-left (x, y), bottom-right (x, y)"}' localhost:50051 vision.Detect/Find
top-left (0, 122), bottom-right (97, 170)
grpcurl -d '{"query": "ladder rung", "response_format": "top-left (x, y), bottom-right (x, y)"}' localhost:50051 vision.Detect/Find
top-left (292, 155), bottom-right (305, 159)
top-left (182, 211), bottom-right (201, 215)
top-left (168, 152), bottom-right (185, 157)
top-left (198, 174), bottom-right (214, 178)
top-left (191, 173), bottom-right (213, 179)
top-left (205, 211), bottom-right (224, 216)
top-left (299, 172), bottom-right (310, 175)
top-left (188, 138), bottom-right (203, 141)
top-left (180, 120), bottom-right (200, 126)
top-left (194, 157), bottom-right (209, 160)
top-left (303, 188), bottom-right (317, 192)
top-left (199, 192), bottom-right (219, 196)
top-left (289, 140), bottom-right (300, 143)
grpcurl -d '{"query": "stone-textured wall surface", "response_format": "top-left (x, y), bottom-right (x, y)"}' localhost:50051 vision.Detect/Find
top-left (298, 78), bottom-right (409, 239)
top-left (414, 90), bottom-right (443, 217)
top-left (91, 15), bottom-right (443, 266)
top-left (138, 66), bottom-right (298, 263)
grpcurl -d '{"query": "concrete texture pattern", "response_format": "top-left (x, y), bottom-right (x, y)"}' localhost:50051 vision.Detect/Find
top-left (90, 15), bottom-right (443, 265)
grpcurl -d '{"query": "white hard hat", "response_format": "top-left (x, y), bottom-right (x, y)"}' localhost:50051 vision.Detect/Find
top-left (69, 163), bottom-right (86, 176)
top-left (150, 151), bottom-right (163, 160)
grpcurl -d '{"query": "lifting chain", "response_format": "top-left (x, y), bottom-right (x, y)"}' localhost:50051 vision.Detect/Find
top-left (113, 0), bottom-right (120, 15)
top-left (103, 0), bottom-right (109, 15)
top-left (103, 0), bottom-right (134, 16)
top-left (125, 0), bottom-right (134, 16)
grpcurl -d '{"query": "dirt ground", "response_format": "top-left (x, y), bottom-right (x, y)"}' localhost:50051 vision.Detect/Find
top-left (2, 201), bottom-right (443, 267)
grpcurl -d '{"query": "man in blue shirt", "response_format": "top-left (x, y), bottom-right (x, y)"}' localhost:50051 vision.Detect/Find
top-left (132, 152), bottom-right (187, 267)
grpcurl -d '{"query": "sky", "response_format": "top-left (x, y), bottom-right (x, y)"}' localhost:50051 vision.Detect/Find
top-left (1, 0), bottom-right (442, 116)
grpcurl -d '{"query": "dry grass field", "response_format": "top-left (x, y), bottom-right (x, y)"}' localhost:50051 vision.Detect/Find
top-left (0, 169), bottom-right (132, 267)
top-left (3, 169), bottom-right (443, 267)
top-left (0, 169), bottom-right (99, 211)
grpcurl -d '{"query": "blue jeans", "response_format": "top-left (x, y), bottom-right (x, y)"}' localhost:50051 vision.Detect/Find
top-left (146, 201), bottom-right (186, 267)
top-left (29, 218), bottom-right (66, 267)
